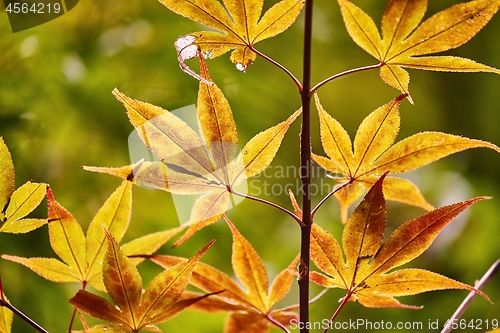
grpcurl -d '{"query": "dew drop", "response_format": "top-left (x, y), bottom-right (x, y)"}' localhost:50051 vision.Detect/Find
top-left (202, 50), bottom-right (213, 59)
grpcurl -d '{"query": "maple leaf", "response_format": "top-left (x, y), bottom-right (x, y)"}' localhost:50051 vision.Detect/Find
top-left (310, 173), bottom-right (490, 309)
top-left (0, 280), bottom-right (13, 333)
top-left (1, 182), bottom-right (183, 292)
top-left (148, 216), bottom-right (299, 333)
top-left (0, 137), bottom-right (47, 234)
top-left (312, 93), bottom-right (500, 223)
top-left (69, 230), bottom-right (216, 333)
top-left (338, 0), bottom-right (500, 101)
top-left (90, 60), bottom-right (300, 245)
top-left (159, 0), bottom-right (304, 77)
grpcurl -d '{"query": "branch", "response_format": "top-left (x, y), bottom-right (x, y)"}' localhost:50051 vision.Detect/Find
top-left (0, 277), bottom-right (48, 332)
top-left (0, 299), bottom-right (48, 333)
top-left (230, 190), bottom-right (303, 226)
top-left (250, 46), bottom-right (303, 92)
top-left (310, 63), bottom-right (383, 95)
top-left (299, 0), bottom-right (315, 332)
top-left (440, 259), bottom-right (500, 333)
top-left (267, 313), bottom-right (292, 333)
top-left (311, 180), bottom-right (352, 218)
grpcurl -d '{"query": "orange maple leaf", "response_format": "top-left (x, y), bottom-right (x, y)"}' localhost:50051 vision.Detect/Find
top-left (338, 0), bottom-right (500, 102)
top-left (148, 217), bottom-right (299, 333)
top-left (69, 230), bottom-right (215, 333)
top-left (310, 173), bottom-right (489, 309)
top-left (312, 93), bottom-right (500, 222)
top-left (2, 183), bottom-right (183, 291)
top-left (158, 0), bottom-right (304, 77)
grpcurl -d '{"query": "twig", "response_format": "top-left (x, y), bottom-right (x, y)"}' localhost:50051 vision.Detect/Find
top-left (267, 313), bottom-right (292, 333)
top-left (309, 288), bottom-right (329, 304)
top-left (311, 180), bottom-right (352, 218)
top-left (440, 259), bottom-right (500, 333)
top-left (250, 46), bottom-right (303, 92)
top-left (0, 299), bottom-right (49, 333)
top-left (310, 63), bottom-right (383, 95)
top-left (230, 189), bottom-right (303, 226)
top-left (0, 277), bottom-right (47, 332)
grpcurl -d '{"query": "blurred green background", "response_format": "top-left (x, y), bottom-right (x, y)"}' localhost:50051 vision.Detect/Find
top-left (1, 0), bottom-right (499, 332)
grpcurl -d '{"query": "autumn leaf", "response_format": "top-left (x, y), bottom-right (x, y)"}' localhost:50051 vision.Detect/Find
top-left (159, 0), bottom-right (304, 77)
top-left (338, 0), bottom-right (500, 101)
top-left (0, 137), bottom-right (47, 234)
top-left (312, 93), bottom-right (500, 222)
top-left (1, 182), bottom-right (183, 292)
top-left (0, 282), bottom-right (13, 333)
top-left (148, 216), bottom-right (299, 333)
top-left (70, 230), bottom-right (215, 333)
top-left (487, 329), bottom-right (500, 333)
top-left (0, 138), bottom-right (14, 216)
top-left (0, 305), bottom-right (12, 333)
top-left (89, 60), bottom-right (300, 245)
top-left (310, 173), bottom-right (489, 309)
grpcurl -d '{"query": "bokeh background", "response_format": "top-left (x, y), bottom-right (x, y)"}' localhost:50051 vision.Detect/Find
top-left (1, 0), bottom-right (499, 332)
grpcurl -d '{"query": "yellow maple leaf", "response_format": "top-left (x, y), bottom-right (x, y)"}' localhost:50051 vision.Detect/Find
top-left (338, 0), bottom-right (500, 102)
top-left (91, 60), bottom-right (300, 245)
top-left (159, 0), bottom-right (304, 76)
top-left (2, 184), bottom-right (183, 292)
top-left (312, 93), bottom-right (500, 222)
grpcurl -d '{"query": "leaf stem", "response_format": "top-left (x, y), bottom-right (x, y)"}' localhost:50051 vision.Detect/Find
top-left (310, 63), bottom-right (383, 96)
top-left (311, 180), bottom-right (352, 218)
top-left (267, 313), bottom-right (292, 333)
top-left (323, 291), bottom-right (353, 333)
top-left (68, 282), bottom-right (87, 332)
top-left (251, 46), bottom-right (303, 92)
top-left (440, 259), bottom-right (500, 333)
top-left (309, 287), bottom-right (329, 304)
top-left (68, 308), bottom-right (78, 333)
top-left (230, 190), bottom-right (303, 226)
top-left (299, 0), bottom-right (314, 332)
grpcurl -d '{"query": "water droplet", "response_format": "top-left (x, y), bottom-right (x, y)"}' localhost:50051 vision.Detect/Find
top-left (202, 50), bottom-right (213, 59)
